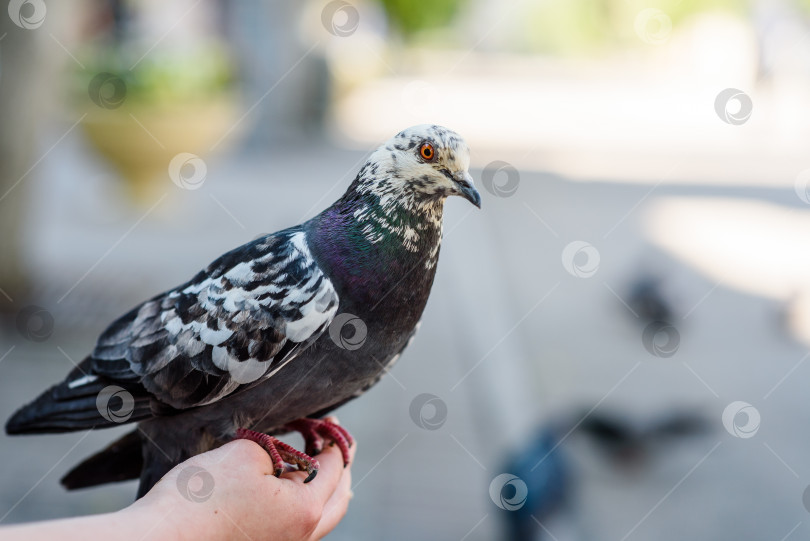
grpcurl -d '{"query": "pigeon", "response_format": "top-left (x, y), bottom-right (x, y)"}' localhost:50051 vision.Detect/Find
top-left (6, 124), bottom-right (481, 498)
top-left (575, 409), bottom-right (708, 468)
top-left (501, 409), bottom-right (709, 540)
top-left (501, 423), bottom-right (571, 541)
top-left (625, 274), bottom-right (674, 324)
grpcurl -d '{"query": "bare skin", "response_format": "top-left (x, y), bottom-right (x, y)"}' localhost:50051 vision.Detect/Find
top-left (0, 417), bottom-right (356, 541)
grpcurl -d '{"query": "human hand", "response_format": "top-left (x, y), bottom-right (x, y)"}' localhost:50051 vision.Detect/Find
top-left (0, 420), bottom-right (355, 541)
top-left (131, 417), bottom-right (356, 541)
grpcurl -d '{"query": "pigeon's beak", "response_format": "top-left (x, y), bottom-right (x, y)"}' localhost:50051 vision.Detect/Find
top-left (453, 171), bottom-right (482, 209)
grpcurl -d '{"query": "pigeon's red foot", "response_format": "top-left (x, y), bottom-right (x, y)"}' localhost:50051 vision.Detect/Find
top-left (234, 427), bottom-right (320, 483)
top-left (283, 417), bottom-right (354, 467)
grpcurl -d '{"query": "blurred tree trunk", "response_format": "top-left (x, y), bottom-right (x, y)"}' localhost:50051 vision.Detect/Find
top-left (0, 6), bottom-right (65, 315)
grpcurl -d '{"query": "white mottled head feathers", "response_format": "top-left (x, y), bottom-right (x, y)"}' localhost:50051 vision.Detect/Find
top-left (355, 125), bottom-right (480, 212)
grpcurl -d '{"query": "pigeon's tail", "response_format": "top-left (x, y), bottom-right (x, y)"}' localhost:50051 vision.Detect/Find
top-left (61, 430), bottom-right (143, 490)
top-left (62, 428), bottom-right (177, 497)
top-left (5, 362), bottom-right (152, 435)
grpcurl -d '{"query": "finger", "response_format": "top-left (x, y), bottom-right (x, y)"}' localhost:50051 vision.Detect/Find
top-left (313, 457), bottom-right (353, 538)
top-left (303, 440), bottom-right (344, 500)
top-left (299, 436), bottom-right (354, 504)
top-left (203, 439), bottom-right (277, 476)
top-left (280, 431), bottom-right (356, 486)
top-left (321, 416), bottom-right (356, 465)
top-left (323, 415), bottom-right (354, 449)
top-left (343, 432), bottom-right (357, 464)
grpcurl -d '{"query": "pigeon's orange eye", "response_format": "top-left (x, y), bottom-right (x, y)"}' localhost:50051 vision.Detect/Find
top-left (419, 143), bottom-right (435, 161)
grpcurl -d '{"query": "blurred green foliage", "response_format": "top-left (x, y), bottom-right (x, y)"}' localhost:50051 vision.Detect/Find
top-left (79, 42), bottom-right (235, 106)
top-left (521, 0), bottom-right (747, 54)
top-left (376, 0), bottom-right (466, 40)
top-left (665, 0), bottom-right (746, 24)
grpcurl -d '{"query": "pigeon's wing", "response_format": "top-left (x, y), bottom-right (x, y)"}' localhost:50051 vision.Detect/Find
top-left (88, 228), bottom-right (339, 410)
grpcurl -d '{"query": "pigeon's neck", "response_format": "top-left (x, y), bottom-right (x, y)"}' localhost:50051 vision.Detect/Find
top-left (306, 178), bottom-right (444, 307)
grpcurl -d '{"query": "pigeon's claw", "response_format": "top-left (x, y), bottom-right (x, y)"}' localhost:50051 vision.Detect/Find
top-left (283, 418), bottom-right (354, 468)
top-left (234, 428), bottom-right (320, 482)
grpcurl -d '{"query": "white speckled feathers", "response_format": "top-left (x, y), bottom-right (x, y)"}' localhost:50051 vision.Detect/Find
top-left (88, 228), bottom-right (339, 408)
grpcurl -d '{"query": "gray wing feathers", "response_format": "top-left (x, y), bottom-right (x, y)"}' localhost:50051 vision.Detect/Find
top-left (86, 230), bottom-right (339, 409)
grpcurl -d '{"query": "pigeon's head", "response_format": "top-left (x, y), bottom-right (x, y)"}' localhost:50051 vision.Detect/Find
top-left (359, 124), bottom-right (481, 210)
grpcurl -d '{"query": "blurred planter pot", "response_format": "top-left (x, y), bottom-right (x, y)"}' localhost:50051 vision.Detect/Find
top-left (80, 98), bottom-right (238, 205)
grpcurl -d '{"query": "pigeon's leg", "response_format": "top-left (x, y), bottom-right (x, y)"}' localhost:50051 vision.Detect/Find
top-left (283, 418), bottom-right (354, 467)
top-left (234, 428), bottom-right (320, 483)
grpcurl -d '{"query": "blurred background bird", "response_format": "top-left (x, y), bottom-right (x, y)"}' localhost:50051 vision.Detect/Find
top-left (499, 408), bottom-right (711, 541)
top-left (625, 273), bottom-right (675, 325)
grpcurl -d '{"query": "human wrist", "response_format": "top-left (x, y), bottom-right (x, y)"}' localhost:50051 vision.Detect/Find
top-left (126, 487), bottom-right (231, 541)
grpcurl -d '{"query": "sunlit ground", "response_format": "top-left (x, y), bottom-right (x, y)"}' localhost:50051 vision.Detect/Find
top-left (647, 197), bottom-right (810, 346)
